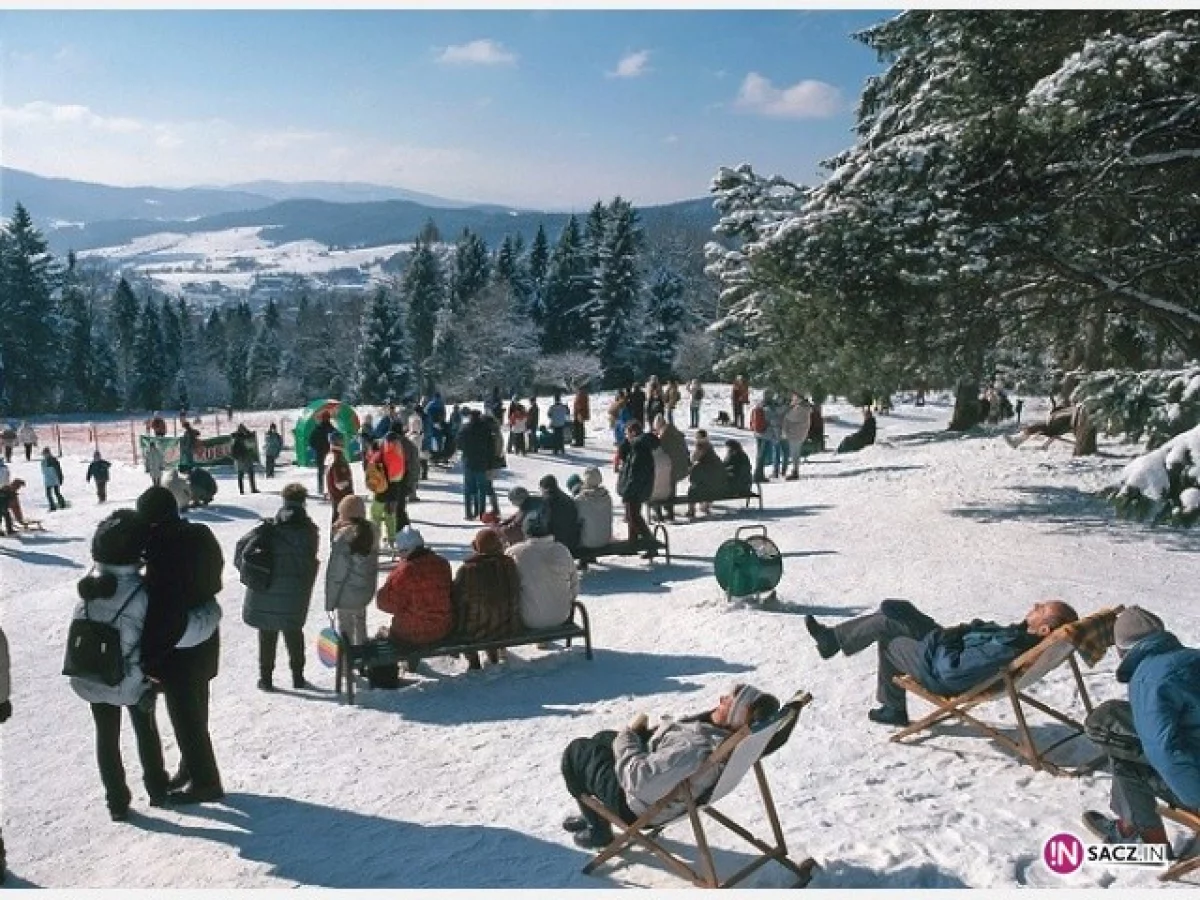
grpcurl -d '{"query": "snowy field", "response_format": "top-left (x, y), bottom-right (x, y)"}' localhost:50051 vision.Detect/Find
top-left (2, 389), bottom-right (1198, 889)
top-left (79, 226), bottom-right (409, 295)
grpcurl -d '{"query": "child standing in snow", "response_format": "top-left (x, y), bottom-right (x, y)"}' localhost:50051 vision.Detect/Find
top-left (41, 448), bottom-right (66, 511)
top-left (86, 451), bottom-right (112, 503)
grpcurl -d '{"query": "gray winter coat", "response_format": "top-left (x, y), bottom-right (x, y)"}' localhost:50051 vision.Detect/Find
top-left (239, 505), bottom-right (320, 632)
top-left (324, 521), bottom-right (379, 613)
top-left (613, 719), bottom-right (730, 825)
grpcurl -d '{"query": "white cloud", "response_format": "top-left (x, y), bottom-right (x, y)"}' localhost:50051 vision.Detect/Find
top-left (436, 39), bottom-right (517, 66)
top-left (664, 134), bottom-right (679, 144)
top-left (734, 72), bottom-right (843, 119)
top-left (607, 50), bottom-right (651, 79)
top-left (1, 101), bottom-right (144, 133)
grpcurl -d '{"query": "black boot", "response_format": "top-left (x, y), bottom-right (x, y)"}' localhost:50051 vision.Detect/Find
top-left (292, 669), bottom-right (312, 690)
top-left (804, 615), bottom-right (840, 660)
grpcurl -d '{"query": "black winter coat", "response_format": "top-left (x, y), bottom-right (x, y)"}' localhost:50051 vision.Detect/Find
top-left (618, 433), bottom-right (658, 504)
top-left (458, 419), bottom-right (495, 471)
top-left (543, 486), bottom-right (582, 552)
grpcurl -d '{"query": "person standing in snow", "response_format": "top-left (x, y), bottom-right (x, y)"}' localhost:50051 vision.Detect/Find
top-left (547, 392), bottom-right (571, 456)
top-left (506, 399), bottom-right (528, 457)
top-left (526, 395), bottom-right (541, 455)
top-left (237, 483), bottom-right (321, 693)
top-left (41, 447), bottom-right (66, 511)
top-left (263, 423), bottom-right (283, 478)
top-left (1, 423), bottom-right (16, 463)
top-left (616, 421), bottom-right (658, 551)
top-left (324, 495), bottom-right (378, 648)
top-left (307, 410), bottom-right (338, 499)
top-left (143, 438), bottom-right (166, 488)
top-left (231, 424), bottom-right (259, 495)
top-left (687, 379), bottom-right (704, 430)
top-left (85, 450), bottom-right (112, 503)
top-left (18, 422), bottom-right (37, 462)
top-left (324, 441), bottom-right (355, 528)
top-left (731, 376), bottom-right (750, 430)
top-left (780, 393), bottom-right (813, 481)
top-left (137, 486), bottom-right (226, 805)
top-left (572, 385), bottom-right (590, 448)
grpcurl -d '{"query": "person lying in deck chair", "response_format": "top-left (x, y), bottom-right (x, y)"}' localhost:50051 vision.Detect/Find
top-left (1082, 606), bottom-right (1200, 849)
top-left (560, 684), bottom-right (780, 849)
top-left (804, 599), bottom-right (1078, 726)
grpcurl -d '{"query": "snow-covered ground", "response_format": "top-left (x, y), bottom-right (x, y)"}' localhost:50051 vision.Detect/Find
top-left (79, 226), bottom-right (410, 295)
top-left (3, 390), bottom-right (1198, 889)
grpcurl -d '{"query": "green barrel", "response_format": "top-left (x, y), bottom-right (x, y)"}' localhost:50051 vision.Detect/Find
top-left (714, 525), bottom-right (783, 599)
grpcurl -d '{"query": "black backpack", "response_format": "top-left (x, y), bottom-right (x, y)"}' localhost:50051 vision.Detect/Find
top-left (62, 587), bottom-right (141, 686)
top-left (238, 520), bottom-right (276, 591)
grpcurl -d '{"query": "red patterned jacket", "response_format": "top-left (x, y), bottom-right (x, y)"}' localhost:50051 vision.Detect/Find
top-left (377, 546), bottom-right (453, 645)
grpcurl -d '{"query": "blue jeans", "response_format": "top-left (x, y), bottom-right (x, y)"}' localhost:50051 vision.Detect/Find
top-left (753, 438), bottom-right (775, 482)
top-left (463, 468), bottom-right (488, 518)
top-left (776, 440), bottom-right (791, 476)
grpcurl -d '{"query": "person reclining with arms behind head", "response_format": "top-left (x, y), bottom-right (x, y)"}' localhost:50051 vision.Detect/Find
top-left (559, 684), bottom-right (780, 849)
top-left (1082, 606), bottom-right (1200, 849)
top-left (805, 598), bottom-right (1078, 726)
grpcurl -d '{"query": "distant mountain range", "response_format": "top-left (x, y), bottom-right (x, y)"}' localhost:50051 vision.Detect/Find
top-left (0, 167), bottom-right (719, 257)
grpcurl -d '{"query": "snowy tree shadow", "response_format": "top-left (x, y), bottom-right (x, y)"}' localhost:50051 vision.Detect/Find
top-left (134, 792), bottom-right (615, 888)
top-left (891, 427), bottom-right (1004, 446)
top-left (800, 464), bottom-right (926, 480)
top-left (949, 485), bottom-right (1200, 551)
top-left (187, 506), bottom-right (266, 523)
top-left (353, 648), bottom-right (754, 725)
top-left (811, 859), bottom-right (969, 888)
top-left (579, 562), bottom-right (711, 595)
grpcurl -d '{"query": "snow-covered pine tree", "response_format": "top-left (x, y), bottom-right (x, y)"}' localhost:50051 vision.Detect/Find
top-left (449, 228), bottom-right (491, 314)
top-left (542, 215), bottom-right (591, 354)
top-left (353, 287), bottom-right (413, 404)
top-left (641, 269), bottom-right (687, 379)
top-left (110, 276), bottom-right (141, 408)
top-left (403, 238), bottom-right (446, 387)
top-left (589, 198), bottom-right (643, 387)
top-left (131, 297), bottom-right (165, 411)
top-left (246, 299), bottom-right (283, 406)
top-left (224, 302), bottom-right (253, 409)
top-left (0, 204), bottom-right (59, 413)
top-left (57, 253), bottom-right (93, 412)
top-left (159, 296), bottom-right (183, 392)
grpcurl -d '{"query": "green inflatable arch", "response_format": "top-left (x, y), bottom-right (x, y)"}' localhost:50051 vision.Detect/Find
top-left (293, 399), bottom-right (363, 466)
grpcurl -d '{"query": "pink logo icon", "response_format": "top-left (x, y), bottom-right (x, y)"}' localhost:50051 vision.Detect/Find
top-left (1044, 833), bottom-right (1085, 875)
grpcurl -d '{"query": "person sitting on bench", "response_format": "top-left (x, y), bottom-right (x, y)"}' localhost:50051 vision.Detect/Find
top-left (559, 683), bottom-right (780, 849)
top-left (685, 433), bottom-right (729, 518)
top-left (452, 528), bottom-right (523, 671)
top-left (837, 407), bottom-right (877, 454)
top-left (804, 598), bottom-right (1078, 726)
top-left (376, 527), bottom-right (453, 652)
top-left (507, 506), bottom-right (577, 632)
top-left (723, 440), bottom-right (754, 496)
top-left (540, 474), bottom-right (582, 555)
top-left (574, 467), bottom-right (614, 550)
top-left (1082, 607), bottom-right (1200, 847)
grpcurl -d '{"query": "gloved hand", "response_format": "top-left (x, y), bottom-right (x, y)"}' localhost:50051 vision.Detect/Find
top-left (627, 712), bottom-right (649, 734)
top-left (0, 699), bottom-right (12, 723)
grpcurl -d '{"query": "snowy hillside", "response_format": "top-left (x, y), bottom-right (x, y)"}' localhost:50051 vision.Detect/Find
top-left (2, 391), bottom-right (1198, 889)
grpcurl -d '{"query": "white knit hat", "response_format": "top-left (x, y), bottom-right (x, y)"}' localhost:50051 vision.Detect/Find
top-left (727, 684), bottom-right (765, 729)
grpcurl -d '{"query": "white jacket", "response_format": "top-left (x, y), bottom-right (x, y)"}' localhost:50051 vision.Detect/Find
top-left (324, 522), bottom-right (380, 612)
top-left (507, 535), bottom-right (578, 629)
top-left (613, 719), bottom-right (729, 825)
top-left (143, 443), bottom-right (165, 477)
top-left (782, 400), bottom-right (812, 445)
top-left (649, 446), bottom-right (673, 503)
top-left (67, 566), bottom-right (151, 707)
top-left (574, 487), bottom-right (614, 549)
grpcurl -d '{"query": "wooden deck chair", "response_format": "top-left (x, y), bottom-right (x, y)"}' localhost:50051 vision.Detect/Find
top-left (1159, 804), bottom-right (1200, 883)
top-left (890, 607), bottom-right (1123, 776)
top-left (580, 691), bottom-right (817, 888)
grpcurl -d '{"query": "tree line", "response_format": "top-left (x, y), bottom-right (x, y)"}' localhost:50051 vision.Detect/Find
top-left (0, 197), bottom-right (716, 416)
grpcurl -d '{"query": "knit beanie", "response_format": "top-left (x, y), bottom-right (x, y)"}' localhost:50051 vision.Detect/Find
top-left (726, 684), bottom-right (764, 729)
top-left (136, 486), bottom-right (179, 524)
top-left (472, 528), bottom-right (504, 556)
top-left (336, 495), bottom-right (366, 525)
top-left (522, 501), bottom-right (551, 538)
top-left (1114, 606), bottom-right (1165, 651)
top-left (394, 526), bottom-right (424, 554)
top-left (565, 474), bottom-right (583, 494)
top-left (508, 487), bottom-right (529, 507)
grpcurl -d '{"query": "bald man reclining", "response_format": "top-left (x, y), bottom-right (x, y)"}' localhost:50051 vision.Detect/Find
top-left (806, 599), bottom-right (1078, 726)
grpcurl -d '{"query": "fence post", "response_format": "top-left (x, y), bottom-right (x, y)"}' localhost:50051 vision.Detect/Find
top-left (130, 421), bottom-right (139, 464)
top-left (55, 423), bottom-right (63, 456)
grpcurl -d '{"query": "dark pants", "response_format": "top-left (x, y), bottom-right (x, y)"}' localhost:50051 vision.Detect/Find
top-left (527, 431), bottom-right (538, 454)
top-left (733, 403), bottom-right (745, 429)
top-left (690, 404), bottom-right (701, 429)
top-left (572, 420), bottom-right (585, 447)
top-left (392, 489), bottom-right (410, 531)
top-left (463, 468), bottom-right (488, 519)
top-left (1, 497), bottom-right (14, 534)
top-left (834, 599), bottom-right (941, 713)
top-left (258, 628), bottom-right (305, 679)
top-left (624, 500), bottom-right (653, 545)
top-left (562, 730), bottom-right (637, 837)
top-left (651, 483), bottom-right (677, 522)
top-left (45, 485), bottom-right (65, 510)
top-left (265, 454), bottom-right (277, 477)
top-left (24, 444), bottom-right (33, 461)
top-left (89, 700), bottom-right (169, 812)
top-left (95, 480), bottom-right (108, 502)
top-left (1086, 699), bottom-right (1186, 831)
top-left (315, 458), bottom-right (327, 497)
top-left (507, 431), bottom-right (525, 455)
top-left (237, 467), bottom-right (258, 494)
top-left (4, 444), bottom-right (11, 461)
top-left (552, 426), bottom-right (567, 455)
top-left (162, 676), bottom-right (222, 792)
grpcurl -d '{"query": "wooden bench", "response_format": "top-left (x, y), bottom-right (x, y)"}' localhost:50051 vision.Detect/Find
top-left (335, 599), bottom-right (594, 705)
top-left (574, 523), bottom-right (671, 570)
top-left (689, 489), bottom-right (764, 512)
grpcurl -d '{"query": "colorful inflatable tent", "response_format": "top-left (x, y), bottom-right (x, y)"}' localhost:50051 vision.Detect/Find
top-left (292, 399), bottom-right (362, 465)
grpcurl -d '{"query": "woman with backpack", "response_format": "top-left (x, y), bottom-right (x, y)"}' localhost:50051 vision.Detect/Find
top-left (67, 510), bottom-right (170, 820)
top-left (324, 496), bottom-right (379, 647)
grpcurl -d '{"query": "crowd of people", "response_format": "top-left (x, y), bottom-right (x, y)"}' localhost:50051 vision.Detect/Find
top-left (1, 377), bottom-right (1196, 887)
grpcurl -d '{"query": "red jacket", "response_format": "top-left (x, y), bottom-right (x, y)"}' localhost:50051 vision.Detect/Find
top-left (377, 547), bottom-right (453, 645)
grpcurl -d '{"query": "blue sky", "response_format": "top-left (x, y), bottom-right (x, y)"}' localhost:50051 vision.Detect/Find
top-left (0, 10), bottom-right (891, 209)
